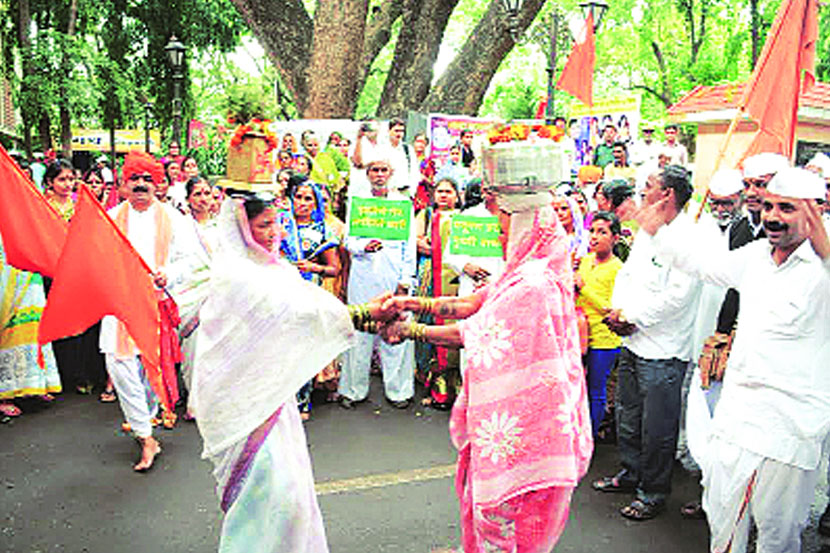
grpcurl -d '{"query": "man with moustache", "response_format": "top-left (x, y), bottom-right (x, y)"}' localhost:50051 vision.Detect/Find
top-left (731, 153), bottom-right (790, 244)
top-left (638, 167), bottom-right (830, 553)
top-left (99, 151), bottom-right (193, 472)
top-left (339, 158), bottom-right (417, 410)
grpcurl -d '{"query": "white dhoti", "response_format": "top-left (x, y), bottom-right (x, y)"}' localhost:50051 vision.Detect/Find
top-left (105, 354), bottom-right (158, 438)
top-left (702, 436), bottom-right (819, 553)
top-left (339, 331), bottom-right (414, 402)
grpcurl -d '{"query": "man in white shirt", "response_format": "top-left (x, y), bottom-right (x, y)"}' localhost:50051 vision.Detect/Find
top-left (378, 117), bottom-right (414, 199)
top-left (99, 151), bottom-right (193, 472)
top-left (638, 167), bottom-right (830, 553)
top-left (629, 123), bottom-right (661, 167)
top-left (662, 124), bottom-right (688, 167)
top-left (340, 159), bottom-right (417, 409)
top-left (592, 165), bottom-right (701, 521)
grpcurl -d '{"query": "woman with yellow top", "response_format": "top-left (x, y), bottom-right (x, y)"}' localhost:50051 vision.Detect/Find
top-left (43, 160), bottom-right (76, 221)
top-left (575, 211), bottom-right (623, 438)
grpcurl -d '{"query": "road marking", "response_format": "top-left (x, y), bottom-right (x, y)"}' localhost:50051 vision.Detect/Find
top-left (316, 464), bottom-right (455, 496)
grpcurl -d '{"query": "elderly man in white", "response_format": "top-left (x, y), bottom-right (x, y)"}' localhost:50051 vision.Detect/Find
top-left (339, 159), bottom-right (417, 409)
top-left (638, 167), bottom-right (830, 553)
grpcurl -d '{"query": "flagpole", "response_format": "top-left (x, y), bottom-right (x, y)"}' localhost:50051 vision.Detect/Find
top-left (694, 107), bottom-right (745, 221)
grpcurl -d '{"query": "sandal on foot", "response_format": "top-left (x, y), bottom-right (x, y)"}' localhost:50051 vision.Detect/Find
top-left (620, 499), bottom-right (664, 521)
top-left (0, 402), bottom-right (22, 418)
top-left (592, 475), bottom-right (636, 493)
top-left (99, 390), bottom-right (117, 403)
top-left (680, 501), bottom-right (706, 520)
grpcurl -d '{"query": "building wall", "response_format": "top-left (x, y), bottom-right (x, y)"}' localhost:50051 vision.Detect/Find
top-left (692, 120), bottom-right (830, 190)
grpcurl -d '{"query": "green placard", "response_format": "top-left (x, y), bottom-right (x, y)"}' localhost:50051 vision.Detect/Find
top-left (448, 215), bottom-right (503, 258)
top-left (348, 197), bottom-right (412, 241)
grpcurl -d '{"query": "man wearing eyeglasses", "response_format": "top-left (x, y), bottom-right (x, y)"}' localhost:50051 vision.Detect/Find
top-left (340, 159), bottom-right (417, 410)
top-left (99, 151), bottom-right (195, 472)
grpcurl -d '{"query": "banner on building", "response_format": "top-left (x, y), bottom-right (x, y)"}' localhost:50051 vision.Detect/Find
top-left (427, 114), bottom-right (499, 166)
top-left (568, 96), bottom-right (641, 168)
top-left (71, 129), bottom-right (161, 154)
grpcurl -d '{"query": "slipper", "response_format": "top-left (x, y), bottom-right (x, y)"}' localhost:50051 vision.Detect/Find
top-left (620, 499), bottom-right (665, 521)
top-left (0, 402), bottom-right (22, 418)
top-left (680, 501), bottom-right (706, 520)
top-left (99, 390), bottom-right (117, 403)
top-left (592, 475), bottom-right (636, 493)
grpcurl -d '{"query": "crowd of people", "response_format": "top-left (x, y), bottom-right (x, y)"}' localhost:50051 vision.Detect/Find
top-left (2, 115), bottom-right (830, 553)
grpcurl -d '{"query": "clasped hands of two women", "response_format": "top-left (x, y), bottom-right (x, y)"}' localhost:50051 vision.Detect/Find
top-left (364, 292), bottom-right (421, 344)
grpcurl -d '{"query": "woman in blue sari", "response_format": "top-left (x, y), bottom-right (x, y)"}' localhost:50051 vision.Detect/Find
top-left (282, 177), bottom-right (341, 419)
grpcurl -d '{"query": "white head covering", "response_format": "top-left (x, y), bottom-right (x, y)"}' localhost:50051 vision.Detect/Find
top-left (708, 169), bottom-right (743, 197)
top-left (767, 167), bottom-right (826, 200)
top-left (192, 198), bottom-right (354, 457)
top-left (482, 142), bottom-right (567, 257)
top-left (806, 152), bottom-right (830, 178)
top-left (742, 153), bottom-right (790, 179)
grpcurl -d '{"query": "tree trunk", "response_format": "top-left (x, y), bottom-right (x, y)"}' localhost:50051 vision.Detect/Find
top-left (38, 113), bottom-right (51, 153)
top-left (230, 0), bottom-right (313, 114)
top-left (18, 0), bottom-right (33, 156)
top-left (355, 0), bottom-right (406, 100)
top-left (304, 0), bottom-right (369, 118)
top-left (376, 0), bottom-right (459, 118)
top-left (59, 0), bottom-right (79, 158)
top-left (420, 0), bottom-right (547, 115)
top-left (749, 0), bottom-right (759, 68)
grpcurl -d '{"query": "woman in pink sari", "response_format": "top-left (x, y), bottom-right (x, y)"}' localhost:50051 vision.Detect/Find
top-left (381, 143), bottom-right (593, 552)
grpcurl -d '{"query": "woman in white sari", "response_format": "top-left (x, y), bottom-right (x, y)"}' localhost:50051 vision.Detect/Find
top-left (191, 194), bottom-right (390, 552)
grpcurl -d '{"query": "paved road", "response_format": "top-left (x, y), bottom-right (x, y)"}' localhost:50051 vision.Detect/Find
top-left (1, 377), bottom-right (827, 553)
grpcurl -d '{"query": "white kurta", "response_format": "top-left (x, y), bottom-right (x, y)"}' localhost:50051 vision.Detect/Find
top-left (98, 201), bottom-right (194, 355)
top-left (611, 216), bottom-right (701, 361)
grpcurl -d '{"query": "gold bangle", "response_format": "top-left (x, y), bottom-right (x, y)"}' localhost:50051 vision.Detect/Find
top-left (409, 321), bottom-right (427, 342)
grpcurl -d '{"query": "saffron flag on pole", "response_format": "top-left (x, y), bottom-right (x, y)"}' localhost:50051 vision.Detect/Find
top-left (555, 14), bottom-right (596, 107)
top-left (38, 186), bottom-right (169, 412)
top-left (739, 0), bottom-right (818, 158)
top-left (0, 145), bottom-right (68, 277)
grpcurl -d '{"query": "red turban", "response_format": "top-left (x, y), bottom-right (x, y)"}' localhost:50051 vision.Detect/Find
top-left (122, 151), bottom-right (164, 186)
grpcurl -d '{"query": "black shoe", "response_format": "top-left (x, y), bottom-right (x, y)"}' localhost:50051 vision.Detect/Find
top-left (819, 503), bottom-right (830, 537)
top-left (339, 397), bottom-right (357, 410)
top-left (387, 398), bottom-right (412, 409)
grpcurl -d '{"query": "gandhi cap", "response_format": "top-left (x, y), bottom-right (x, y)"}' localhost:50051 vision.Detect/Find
top-left (767, 167), bottom-right (825, 200)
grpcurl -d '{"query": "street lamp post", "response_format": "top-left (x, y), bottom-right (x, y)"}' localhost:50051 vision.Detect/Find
top-left (546, 1), bottom-right (609, 121)
top-left (144, 102), bottom-right (152, 153)
top-left (545, 11), bottom-right (560, 125)
top-left (500, 1), bottom-right (609, 123)
top-left (164, 35), bottom-right (186, 148)
top-left (579, 0), bottom-right (610, 31)
top-left (499, 0), bottom-right (523, 42)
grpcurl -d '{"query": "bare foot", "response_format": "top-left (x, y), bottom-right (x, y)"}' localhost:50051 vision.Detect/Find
top-left (133, 436), bottom-right (162, 472)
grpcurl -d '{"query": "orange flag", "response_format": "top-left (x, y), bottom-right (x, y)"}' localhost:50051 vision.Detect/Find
top-left (0, 146), bottom-right (68, 277)
top-left (38, 187), bottom-right (168, 412)
top-left (739, 0), bottom-right (817, 158)
top-left (555, 14), bottom-right (596, 107)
